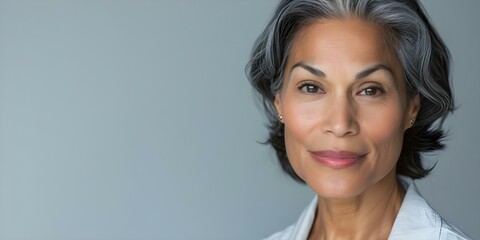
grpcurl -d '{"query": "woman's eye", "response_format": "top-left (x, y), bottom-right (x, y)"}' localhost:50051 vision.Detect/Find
top-left (299, 83), bottom-right (322, 94)
top-left (359, 86), bottom-right (384, 96)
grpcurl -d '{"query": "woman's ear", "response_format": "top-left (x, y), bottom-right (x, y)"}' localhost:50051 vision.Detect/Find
top-left (274, 93), bottom-right (282, 117)
top-left (405, 93), bottom-right (420, 130)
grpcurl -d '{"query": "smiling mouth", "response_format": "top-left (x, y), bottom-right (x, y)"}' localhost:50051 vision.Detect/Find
top-left (309, 150), bottom-right (367, 169)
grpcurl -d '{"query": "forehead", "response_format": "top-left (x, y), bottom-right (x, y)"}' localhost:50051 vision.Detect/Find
top-left (288, 19), bottom-right (398, 70)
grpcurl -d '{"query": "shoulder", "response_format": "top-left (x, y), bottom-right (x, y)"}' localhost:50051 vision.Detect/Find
top-left (388, 176), bottom-right (471, 240)
top-left (261, 196), bottom-right (317, 240)
top-left (439, 219), bottom-right (471, 240)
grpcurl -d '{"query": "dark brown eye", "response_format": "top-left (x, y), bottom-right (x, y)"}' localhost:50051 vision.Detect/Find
top-left (299, 83), bottom-right (321, 94)
top-left (359, 86), bottom-right (384, 96)
top-left (306, 85), bottom-right (318, 93)
top-left (364, 88), bottom-right (377, 96)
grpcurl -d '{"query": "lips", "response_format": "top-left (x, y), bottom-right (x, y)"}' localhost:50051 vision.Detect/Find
top-left (309, 150), bottom-right (367, 169)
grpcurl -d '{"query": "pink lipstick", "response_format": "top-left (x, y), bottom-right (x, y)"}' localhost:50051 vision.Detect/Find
top-left (310, 150), bottom-right (366, 169)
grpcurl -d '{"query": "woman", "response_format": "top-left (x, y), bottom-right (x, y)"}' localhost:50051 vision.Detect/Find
top-left (246, 0), bottom-right (471, 239)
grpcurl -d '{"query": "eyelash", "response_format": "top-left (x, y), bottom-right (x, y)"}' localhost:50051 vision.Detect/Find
top-left (297, 82), bottom-right (385, 97)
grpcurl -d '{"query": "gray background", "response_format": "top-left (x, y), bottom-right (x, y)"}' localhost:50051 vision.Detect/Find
top-left (0, 0), bottom-right (478, 239)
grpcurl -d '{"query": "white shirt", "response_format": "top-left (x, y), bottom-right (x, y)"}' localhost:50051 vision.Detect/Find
top-left (263, 176), bottom-right (471, 240)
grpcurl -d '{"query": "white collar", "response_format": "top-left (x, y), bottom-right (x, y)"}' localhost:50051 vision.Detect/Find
top-left (388, 175), bottom-right (441, 239)
top-left (276, 175), bottom-right (470, 240)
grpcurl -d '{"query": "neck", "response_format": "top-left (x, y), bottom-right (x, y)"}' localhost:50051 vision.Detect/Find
top-left (308, 172), bottom-right (405, 240)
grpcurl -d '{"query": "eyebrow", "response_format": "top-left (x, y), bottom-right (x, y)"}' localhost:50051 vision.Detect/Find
top-left (355, 64), bottom-right (394, 80)
top-left (291, 62), bottom-right (326, 78)
top-left (290, 62), bottom-right (394, 80)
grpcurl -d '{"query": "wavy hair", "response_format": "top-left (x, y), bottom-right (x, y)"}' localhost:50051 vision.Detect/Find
top-left (246, 0), bottom-right (452, 182)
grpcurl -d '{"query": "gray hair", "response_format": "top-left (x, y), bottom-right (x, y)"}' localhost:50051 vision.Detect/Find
top-left (246, 0), bottom-right (452, 182)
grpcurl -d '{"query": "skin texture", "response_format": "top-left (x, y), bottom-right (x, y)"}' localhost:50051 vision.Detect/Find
top-left (274, 19), bottom-right (420, 240)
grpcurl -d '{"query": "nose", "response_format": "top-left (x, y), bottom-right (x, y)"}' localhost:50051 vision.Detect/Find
top-left (322, 96), bottom-right (359, 137)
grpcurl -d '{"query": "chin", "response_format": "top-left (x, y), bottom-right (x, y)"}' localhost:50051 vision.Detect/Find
top-left (305, 173), bottom-right (369, 199)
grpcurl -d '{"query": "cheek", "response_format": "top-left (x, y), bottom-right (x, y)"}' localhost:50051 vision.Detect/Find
top-left (364, 108), bottom-right (404, 142)
top-left (283, 103), bottom-right (318, 137)
top-left (283, 125), bottom-right (307, 179)
top-left (282, 100), bottom-right (321, 178)
top-left (361, 103), bottom-right (406, 167)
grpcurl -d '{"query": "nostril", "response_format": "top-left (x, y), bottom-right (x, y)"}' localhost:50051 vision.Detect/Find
top-left (323, 114), bottom-right (359, 137)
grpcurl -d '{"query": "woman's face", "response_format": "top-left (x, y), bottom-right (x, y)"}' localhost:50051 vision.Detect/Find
top-left (275, 19), bottom-right (419, 199)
